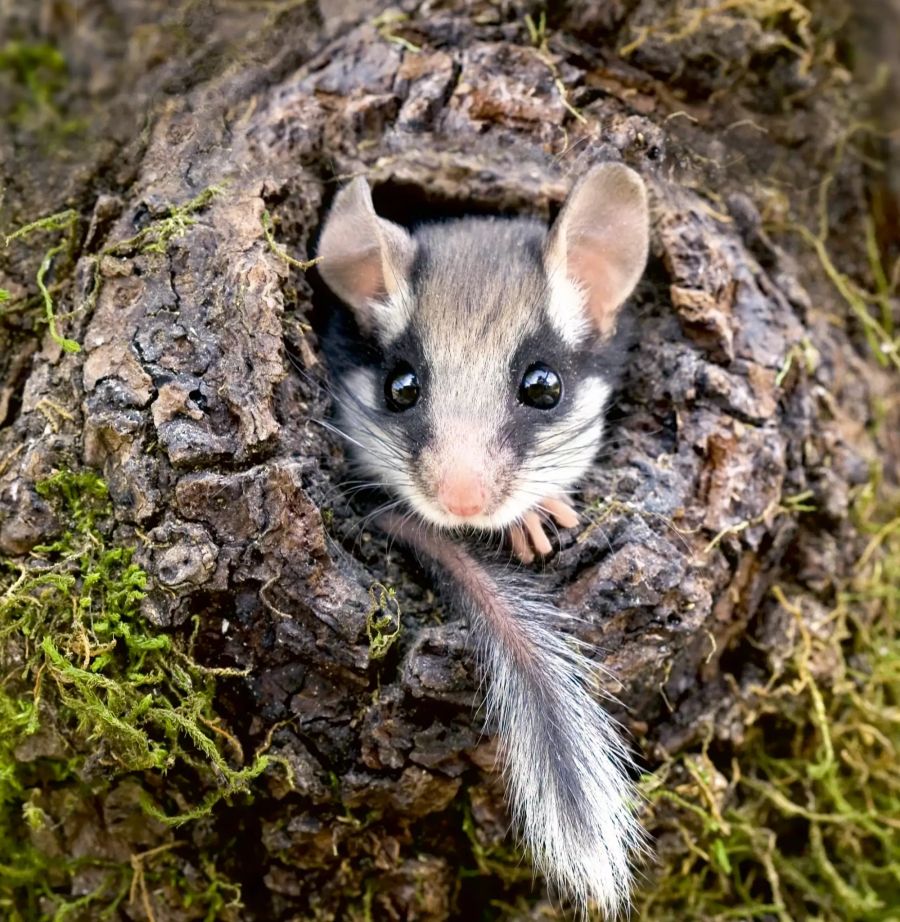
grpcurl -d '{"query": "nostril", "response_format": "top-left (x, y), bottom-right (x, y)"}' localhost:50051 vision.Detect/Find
top-left (449, 499), bottom-right (483, 517)
top-left (437, 472), bottom-right (486, 518)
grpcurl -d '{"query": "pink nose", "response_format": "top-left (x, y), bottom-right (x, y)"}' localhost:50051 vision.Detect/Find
top-left (437, 471), bottom-right (486, 518)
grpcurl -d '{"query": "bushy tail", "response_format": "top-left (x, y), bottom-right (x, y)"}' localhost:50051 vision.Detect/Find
top-left (378, 515), bottom-right (644, 917)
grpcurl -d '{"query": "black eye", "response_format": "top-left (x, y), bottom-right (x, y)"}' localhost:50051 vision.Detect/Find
top-left (519, 363), bottom-right (562, 409)
top-left (385, 362), bottom-right (420, 412)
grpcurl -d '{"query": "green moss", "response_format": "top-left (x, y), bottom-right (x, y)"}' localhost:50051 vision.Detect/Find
top-left (75, 185), bottom-right (224, 328)
top-left (0, 41), bottom-right (69, 129)
top-left (523, 10), bottom-right (586, 124)
top-left (104, 186), bottom-right (223, 259)
top-left (261, 209), bottom-right (320, 271)
top-left (177, 856), bottom-right (243, 920)
top-left (775, 336), bottom-right (819, 387)
top-left (4, 209), bottom-right (80, 352)
top-left (788, 217), bottom-right (900, 373)
top-left (619, 0), bottom-right (815, 68)
top-left (372, 10), bottom-right (422, 53)
top-left (0, 469), bottom-right (262, 917)
top-left (460, 799), bottom-right (533, 885)
top-left (3, 187), bottom-right (223, 355)
top-left (366, 583), bottom-right (402, 660)
top-left (636, 486), bottom-right (900, 921)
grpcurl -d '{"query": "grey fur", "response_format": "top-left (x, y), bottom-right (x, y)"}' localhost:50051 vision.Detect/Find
top-left (405, 218), bottom-right (550, 347)
top-left (376, 513), bottom-right (646, 918)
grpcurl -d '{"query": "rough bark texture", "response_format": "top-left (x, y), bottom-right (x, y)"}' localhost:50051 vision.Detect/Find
top-left (1, 1), bottom-right (897, 920)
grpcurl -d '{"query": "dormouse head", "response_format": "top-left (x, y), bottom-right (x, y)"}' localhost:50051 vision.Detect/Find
top-left (316, 164), bottom-right (649, 532)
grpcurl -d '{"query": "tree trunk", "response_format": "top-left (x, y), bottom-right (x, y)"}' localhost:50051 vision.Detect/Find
top-left (1, 2), bottom-right (897, 920)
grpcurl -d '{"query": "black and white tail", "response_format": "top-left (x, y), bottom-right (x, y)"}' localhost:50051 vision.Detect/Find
top-left (378, 515), bottom-right (644, 917)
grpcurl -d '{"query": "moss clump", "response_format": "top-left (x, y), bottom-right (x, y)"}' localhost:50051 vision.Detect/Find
top-left (102, 186), bottom-right (223, 259)
top-left (366, 582), bottom-right (402, 660)
top-left (636, 485), bottom-right (900, 921)
top-left (0, 41), bottom-right (69, 130)
top-left (459, 799), bottom-right (533, 886)
top-left (0, 469), bottom-right (263, 918)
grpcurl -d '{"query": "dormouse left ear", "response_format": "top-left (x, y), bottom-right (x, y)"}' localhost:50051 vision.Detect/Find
top-left (315, 176), bottom-right (416, 337)
top-left (544, 163), bottom-right (649, 339)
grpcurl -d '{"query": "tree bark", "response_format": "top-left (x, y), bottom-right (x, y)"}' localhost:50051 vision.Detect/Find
top-left (1, 1), bottom-right (897, 920)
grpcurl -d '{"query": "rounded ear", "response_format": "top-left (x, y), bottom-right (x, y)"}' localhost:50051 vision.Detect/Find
top-left (544, 163), bottom-right (649, 338)
top-left (315, 177), bottom-right (416, 334)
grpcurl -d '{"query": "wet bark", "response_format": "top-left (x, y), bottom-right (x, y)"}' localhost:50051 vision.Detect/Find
top-left (1, 1), bottom-right (897, 919)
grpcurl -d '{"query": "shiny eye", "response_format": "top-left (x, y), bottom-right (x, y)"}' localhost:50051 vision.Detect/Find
top-left (519, 363), bottom-right (562, 409)
top-left (385, 362), bottom-right (420, 412)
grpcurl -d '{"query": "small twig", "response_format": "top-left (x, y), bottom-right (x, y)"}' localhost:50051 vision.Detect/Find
top-left (129, 841), bottom-right (184, 922)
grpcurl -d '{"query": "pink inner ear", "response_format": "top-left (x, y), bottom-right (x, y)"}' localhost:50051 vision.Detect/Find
top-left (349, 250), bottom-right (387, 303)
top-left (569, 240), bottom-right (625, 338)
top-left (328, 245), bottom-right (389, 312)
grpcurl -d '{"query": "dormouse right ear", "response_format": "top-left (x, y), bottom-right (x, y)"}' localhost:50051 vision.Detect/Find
top-left (544, 163), bottom-right (649, 340)
top-left (315, 177), bottom-right (416, 335)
